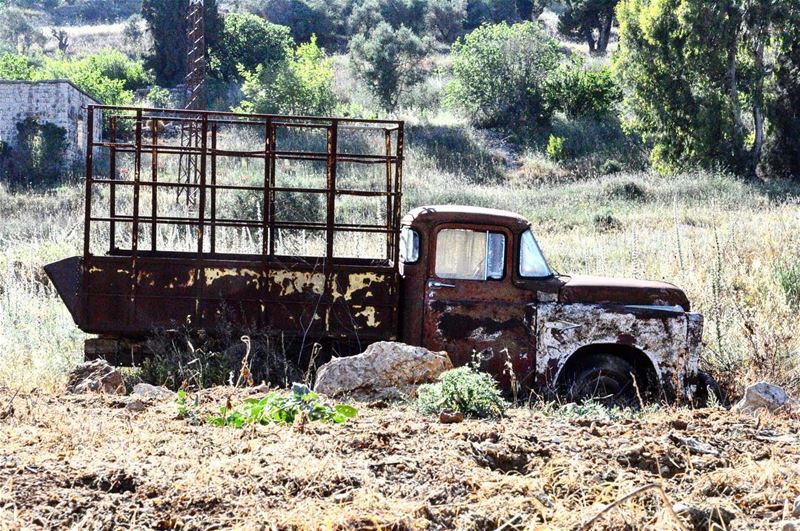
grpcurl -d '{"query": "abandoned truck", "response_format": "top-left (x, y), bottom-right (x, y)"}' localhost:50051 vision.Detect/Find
top-left (46, 105), bottom-right (710, 405)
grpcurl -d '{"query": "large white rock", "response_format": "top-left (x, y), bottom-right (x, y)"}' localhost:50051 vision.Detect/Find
top-left (314, 341), bottom-right (453, 400)
top-left (132, 383), bottom-right (174, 399)
top-left (732, 382), bottom-right (794, 415)
top-left (65, 359), bottom-right (125, 395)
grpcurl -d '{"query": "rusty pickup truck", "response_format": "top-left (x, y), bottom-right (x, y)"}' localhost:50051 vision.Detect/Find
top-left (46, 106), bottom-right (709, 405)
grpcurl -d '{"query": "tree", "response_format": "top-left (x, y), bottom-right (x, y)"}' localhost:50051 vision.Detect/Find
top-left (0, 52), bottom-right (35, 80)
top-left (211, 13), bottom-right (293, 82)
top-left (254, 0), bottom-right (339, 49)
top-left (51, 28), bottom-right (68, 53)
top-left (142, 0), bottom-right (223, 87)
top-left (445, 21), bottom-right (560, 127)
top-left (424, 0), bottom-right (467, 43)
top-left (348, 22), bottom-right (428, 112)
top-left (615, 0), bottom-right (795, 176)
top-left (236, 36), bottom-right (338, 116)
top-left (558, 0), bottom-right (617, 53)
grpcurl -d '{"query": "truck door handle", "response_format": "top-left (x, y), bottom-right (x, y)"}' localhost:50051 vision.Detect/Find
top-left (428, 280), bottom-right (456, 289)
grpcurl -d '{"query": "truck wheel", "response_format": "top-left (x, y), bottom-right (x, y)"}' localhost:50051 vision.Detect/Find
top-left (693, 371), bottom-right (726, 408)
top-left (566, 353), bottom-right (643, 409)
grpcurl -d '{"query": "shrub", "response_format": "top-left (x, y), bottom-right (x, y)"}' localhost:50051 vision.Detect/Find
top-left (0, 52), bottom-right (34, 80)
top-left (416, 366), bottom-right (507, 418)
top-left (547, 60), bottom-right (621, 119)
top-left (2, 117), bottom-right (68, 189)
top-left (211, 13), bottom-right (294, 83)
top-left (424, 0), bottom-right (467, 43)
top-left (445, 22), bottom-right (560, 128)
top-left (236, 36), bottom-right (338, 116)
top-left (604, 180), bottom-right (647, 201)
top-left (546, 135), bottom-right (567, 162)
top-left (348, 22), bottom-right (428, 112)
top-left (600, 159), bottom-right (623, 175)
top-left (775, 261), bottom-right (800, 310)
top-left (209, 383), bottom-right (357, 427)
top-left (146, 86), bottom-right (172, 108)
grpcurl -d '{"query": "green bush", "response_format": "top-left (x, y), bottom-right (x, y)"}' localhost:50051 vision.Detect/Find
top-left (211, 12), bottom-right (294, 82)
top-left (416, 366), bottom-right (507, 419)
top-left (0, 52), bottom-right (35, 79)
top-left (349, 22), bottom-right (428, 112)
top-left (775, 261), bottom-right (800, 310)
top-left (2, 117), bottom-right (68, 189)
top-left (445, 22), bottom-right (560, 128)
top-left (547, 60), bottom-right (621, 119)
top-left (546, 134), bottom-right (567, 162)
top-left (209, 384), bottom-right (357, 427)
top-left (236, 36), bottom-right (337, 116)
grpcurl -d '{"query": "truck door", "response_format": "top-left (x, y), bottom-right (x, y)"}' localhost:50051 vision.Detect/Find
top-left (422, 224), bottom-right (535, 389)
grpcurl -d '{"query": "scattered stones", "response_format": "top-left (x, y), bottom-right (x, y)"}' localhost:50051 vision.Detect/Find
top-left (732, 382), bottom-right (795, 415)
top-left (666, 433), bottom-right (721, 457)
top-left (314, 342), bottom-right (453, 401)
top-left (124, 399), bottom-right (149, 412)
top-left (132, 383), bottom-right (173, 400)
top-left (65, 359), bottom-right (124, 395)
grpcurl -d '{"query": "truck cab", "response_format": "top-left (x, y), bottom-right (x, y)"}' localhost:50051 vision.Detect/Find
top-left (398, 206), bottom-right (704, 405)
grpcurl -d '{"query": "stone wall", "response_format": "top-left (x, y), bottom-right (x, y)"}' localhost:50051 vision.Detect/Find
top-left (0, 80), bottom-right (102, 165)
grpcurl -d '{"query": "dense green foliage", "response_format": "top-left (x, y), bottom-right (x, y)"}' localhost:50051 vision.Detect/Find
top-left (210, 13), bottom-right (294, 82)
top-left (142, 0), bottom-right (223, 86)
top-left (547, 60), bottom-right (621, 118)
top-left (615, 0), bottom-right (800, 177)
top-left (208, 384), bottom-right (358, 427)
top-left (349, 22), bottom-right (428, 111)
top-left (237, 36), bottom-right (337, 115)
top-left (446, 21), bottom-right (559, 127)
top-left (1, 117), bottom-right (68, 189)
top-left (416, 366), bottom-right (507, 419)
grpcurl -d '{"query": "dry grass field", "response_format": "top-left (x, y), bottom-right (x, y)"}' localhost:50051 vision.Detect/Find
top-left (0, 386), bottom-right (797, 530)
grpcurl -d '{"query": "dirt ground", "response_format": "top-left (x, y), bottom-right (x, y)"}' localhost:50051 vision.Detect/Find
top-left (0, 387), bottom-right (798, 530)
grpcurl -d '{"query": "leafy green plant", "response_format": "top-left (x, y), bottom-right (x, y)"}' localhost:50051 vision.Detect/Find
top-left (546, 135), bottom-right (567, 162)
top-left (775, 260), bottom-right (800, 310)
top-left (176, 389), bottom-right (201, 424)
top-left (416, 366), bottom-right (507, 419)
top-left (209, 384), bottom-right (357, 427)
top-left (547, 60), bottom-right (622, 119)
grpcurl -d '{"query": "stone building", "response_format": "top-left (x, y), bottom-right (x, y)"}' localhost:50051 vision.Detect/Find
top-left (0, 79), bottom-right (102, 165)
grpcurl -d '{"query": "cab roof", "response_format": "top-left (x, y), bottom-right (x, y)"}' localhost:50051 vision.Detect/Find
top-left (402, 205), bottom-right (530, 230)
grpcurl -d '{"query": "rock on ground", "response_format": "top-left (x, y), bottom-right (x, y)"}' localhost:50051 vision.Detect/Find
top-left (732, 382), bottom-right (795, 415)
top-left (314, 341), bottom-right (453, 401)
top-left (65, 359), bottom-right (125, 395)
top-left (132, 383), bottom-right (174, 400)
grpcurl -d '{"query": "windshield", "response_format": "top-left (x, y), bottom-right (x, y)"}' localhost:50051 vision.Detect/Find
top-left (519, 229), bottom-right (552, 278)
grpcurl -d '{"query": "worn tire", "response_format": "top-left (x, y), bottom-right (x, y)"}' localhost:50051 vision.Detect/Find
top-left (565, 353), bottom-right (644, 409)
top-left (693, 371), bottom-right (726, 408)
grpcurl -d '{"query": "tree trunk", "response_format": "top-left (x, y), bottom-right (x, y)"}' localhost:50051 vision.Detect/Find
top-left (750, 39), bottom-right (766, 177)
top-left (585, 27), bottom-right (596, 53)
top-left (597, 10), bottom-right (613, 53)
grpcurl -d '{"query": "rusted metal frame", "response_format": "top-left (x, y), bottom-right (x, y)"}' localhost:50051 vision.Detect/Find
top-left (81, 106), bottom-right (96, 325)
top-left (393, 124), bottom-right (405, 266)
top-left (150, 118), bottom-right (158, 252)
top-left (261, 120), bottom-right (275, 260)
top-left (210, 123), bottom-right (217, 254)
top-left (88, 216), bottom-right (394, 233)
top-left (130, 109), bottom-right (143, 324)
top-left (194, 115), bottom-right (208, 326)
top-left (89, 179), bottom-right (399, 198)
top-left (91, 104), bottom-right (404, 125)
top-left (385, 129), bottom-right (393, 261)
top-left (108, 116), bottom-right (117, 253)
top-left (325, 120), bottom-right (338, 272)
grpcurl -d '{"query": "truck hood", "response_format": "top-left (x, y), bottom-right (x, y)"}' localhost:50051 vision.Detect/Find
top-left (558, 275), bottom-right (690, 311)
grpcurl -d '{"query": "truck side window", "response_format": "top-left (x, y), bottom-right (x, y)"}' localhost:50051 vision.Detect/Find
top-left (399, 226), bottom-right (419, 263)
top-left (435, 229), bottom-right (505, 280)
top-left (519, 229), bottom-right (552, 277)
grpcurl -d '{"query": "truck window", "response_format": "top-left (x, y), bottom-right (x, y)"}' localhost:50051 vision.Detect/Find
top-left (519, 229), bottom-right (552, 278)
top-left (435, 229), bottom-right (505, 280)
top-left (400, 226), bottom-right (419, 263)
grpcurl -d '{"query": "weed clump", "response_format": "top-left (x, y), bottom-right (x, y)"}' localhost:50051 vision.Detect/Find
top-left (593, 210), bottom-right (622, 231)
top-left (775, 260), bottom-right (800, 309)
top-left (416, 366), bottom-right (507, 419)
top-left (209, 383), bottom-right (357, 427)
top-left (604, 180), bottom-right (647, 201)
